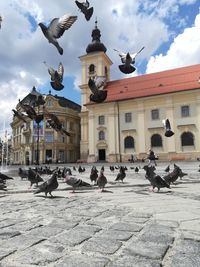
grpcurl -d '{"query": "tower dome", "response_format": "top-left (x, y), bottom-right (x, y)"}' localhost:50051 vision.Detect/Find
top-left (86, 20), bottom-right (107, 54)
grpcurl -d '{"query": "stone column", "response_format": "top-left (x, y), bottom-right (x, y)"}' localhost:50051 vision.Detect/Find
top-left (137, 102), bottom-right (146, 156)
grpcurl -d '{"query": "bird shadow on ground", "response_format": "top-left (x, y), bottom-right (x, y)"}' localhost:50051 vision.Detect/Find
top-left (34, 195), bottom-right (66, 199)
top-left (98, 189), bottom-right (114, 193)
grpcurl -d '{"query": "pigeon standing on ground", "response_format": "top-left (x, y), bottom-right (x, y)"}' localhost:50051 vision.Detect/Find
top-left (18, 168), bottom-right (28, 180)
top-left (115, 166), bottom-right (126, 183)
top-left (162, 119), bottom-right (174, 137)
top-left (88, 77), bottom-right (107, 103)
top-left (75, 0), bottom-right (93, 21)
top-left (34, 172), bottom-right (59, 197)
top-left (90, 166), bottom-right (98, 184)
top-left (163, 164), bottom-right (187, 184)
top-left (114, 46), bottom-right (144, 74)
top-left (164, 165), bottom-right (170, 172)
top-left (64, 174), bottom-right (91, 193)
top-left (28, 168), bottom-right (43, 188)
top-left (143, 165), bottom-right (170, 192)
top-left (0, 172), bottom-right (13, 181)
top-left (97, 170), bottom-right (107, 192)
top-left (38, 14), bottom-right (77, 55)
top-left (44, 61), bottom-right (64, 91)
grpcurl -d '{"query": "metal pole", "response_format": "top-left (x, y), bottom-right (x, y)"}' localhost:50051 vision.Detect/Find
top-left (36, 122), bottom-right (39, 165)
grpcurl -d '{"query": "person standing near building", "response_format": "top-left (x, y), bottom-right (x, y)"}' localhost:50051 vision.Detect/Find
top-left (148, 149), bottom-right (157, 166)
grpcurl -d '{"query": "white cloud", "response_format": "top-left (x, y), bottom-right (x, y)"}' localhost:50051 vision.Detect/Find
top-left (146, 12), bottom-right (200, 73)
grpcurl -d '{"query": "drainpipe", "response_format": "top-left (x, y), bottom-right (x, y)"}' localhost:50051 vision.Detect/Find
top-left (116, 101), bottom-right (122, 162)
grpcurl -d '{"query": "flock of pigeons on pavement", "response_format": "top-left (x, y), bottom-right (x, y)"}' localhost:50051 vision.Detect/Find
top-left (0, 162), bottom-right (190, 197)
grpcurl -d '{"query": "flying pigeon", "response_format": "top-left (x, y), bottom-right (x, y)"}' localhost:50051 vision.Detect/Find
top-left (12, 109), bottom-right (27, 123)
top-left (114, 46), bottom-right (144, 74)
top-left (64, 174), bottom-right (91, 193)
top-left (75, 0), bottom-right (93, 21)
top-left (18, 102), bottom-right (37, 120)
top-left (34, 172), bottom-right (59, 197)
top-left (44, 109), bottom-right (70, 136)
top-left (38, 14), bottom-right (77, 55)
top-left (97, 170), bottom-right (107, 192)
top-left (88, 76), bottom-right (107, 103)
top-left (162, 119), bottom-right (174, 137)
top-left (44, 61), bottom-right (64, 91)
top-left (0, 16), bottom-right (2, 29)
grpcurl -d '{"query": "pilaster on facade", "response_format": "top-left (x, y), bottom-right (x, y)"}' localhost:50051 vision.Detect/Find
top-left (137, 102), bottom-right (146, 154)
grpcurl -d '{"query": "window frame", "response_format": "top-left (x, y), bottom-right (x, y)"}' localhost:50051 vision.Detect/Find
top-left (151, 109), bottom-right (159, 120)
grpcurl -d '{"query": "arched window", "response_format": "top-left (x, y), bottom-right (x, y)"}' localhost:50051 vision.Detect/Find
top-left (124, 136), bottom-right (134, 149)
top-left (181, 132), bottom-right (194, 146)
top-left (151, 134), bottom-right (162, 147)
top-left (89, 64), bottom-right (95, 74)
top-left (99, 131), bottom-right (105, 140)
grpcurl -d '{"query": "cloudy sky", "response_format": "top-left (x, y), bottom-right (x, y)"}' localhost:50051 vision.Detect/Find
top-left (0, 0), bottom-right (200, 136)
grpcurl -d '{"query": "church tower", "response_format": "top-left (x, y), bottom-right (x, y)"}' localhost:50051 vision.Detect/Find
top-left (79, 20), bottom-right (112, 160)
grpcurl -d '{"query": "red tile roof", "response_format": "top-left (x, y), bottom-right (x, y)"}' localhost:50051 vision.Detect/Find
top-left (86, 64), bottom-right (200, 105)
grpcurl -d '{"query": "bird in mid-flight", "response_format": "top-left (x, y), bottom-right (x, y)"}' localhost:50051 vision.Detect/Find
top-left (162, 119), bottom-right (174, 137)
top-left (0, 16), bottom-right (2, 29)
top-left (44, 61), bottom-right (64, 91)
top-left (75, 0), bottom-right (93, 21)
top-left (38, 14), bottom-right (77, 55)
top-left (114, 46), bottom-right (144, 74)
top-left (88, 76), bottom-right (107, 103)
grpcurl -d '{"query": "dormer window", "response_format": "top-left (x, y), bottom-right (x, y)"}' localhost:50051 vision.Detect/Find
top-left (89, 64), bottom-right (95, 74)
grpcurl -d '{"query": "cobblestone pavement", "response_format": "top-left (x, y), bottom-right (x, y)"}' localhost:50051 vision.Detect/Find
top-left (0, 161), bottom-right (200, 266)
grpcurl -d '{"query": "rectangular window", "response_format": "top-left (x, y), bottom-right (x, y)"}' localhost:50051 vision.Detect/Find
top-left (151, 109), bottom-right (159, 120)
top-left (45, 133), bottom-right (53, 143)
top-left (125, 112), bottom-right (132, 123)
top-left (98, 115), bottom-right (105, 125)
top-left (181, 105), bottom-right (190, 117)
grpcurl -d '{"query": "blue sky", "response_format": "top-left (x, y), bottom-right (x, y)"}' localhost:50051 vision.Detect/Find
top-left (0, 0), bottom-right (200, 135)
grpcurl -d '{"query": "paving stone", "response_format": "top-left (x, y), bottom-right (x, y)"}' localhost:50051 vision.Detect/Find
top-left (4, 241), bottom-right (65, 266)
top-left (50, 229), bottom-right (92, 246)
top-left (56, 254), bottom-right (109, 267)
top-left (0, 248), bottom-right (16, 260)
top-left (107, 255), bottom-right (161, 267)
top-left (82, 237), bottom-right (122, 255)
top-left (109, 222), bottom-right (143, 232)
top-left (123, 240), bottom-right (169, 259)
top-left (1, 233), bottom-right (46, 250)
top-left (46, 219), bottom-right (78, 230)
top-left (27, 225), bottom-right (64, 238)
top-left (139, 222), bottom-right (174, 244)
top-left (0, 229), bottom-right (21, 239)
top-left (167, 239), bottom-right (200, 267)
top-left (72, 224), bottom-right (101, 234)
top-left (96, 229), bottom-right (134, 241)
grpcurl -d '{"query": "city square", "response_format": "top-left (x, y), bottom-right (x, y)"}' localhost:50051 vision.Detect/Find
top-left (0, 161), bottom-right (200, 266)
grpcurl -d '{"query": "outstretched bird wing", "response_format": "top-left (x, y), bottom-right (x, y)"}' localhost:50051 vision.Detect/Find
top-left (130, 46), bottom-right (145, 60)
top-left (88, 78), bottom-right (98, 94)
top-left (57, 62), bottom-right (64, 81)
top-left (114, 49), bottom-right (127, 63)
top-left (95, 76), bottom-right (107, 89)
top-left (49, 15), bottom-right (77, 39)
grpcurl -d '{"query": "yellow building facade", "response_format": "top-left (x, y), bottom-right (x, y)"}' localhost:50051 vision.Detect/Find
top-left (79, 23), bottom-right (200, 162)
top-left (11, 88), bottom-right (81, 165)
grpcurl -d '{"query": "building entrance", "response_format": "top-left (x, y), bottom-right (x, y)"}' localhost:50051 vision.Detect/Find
top-left (46, 150), bottom-right (52, 164)
top-left (98, 149), bottom-right (106, 161)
